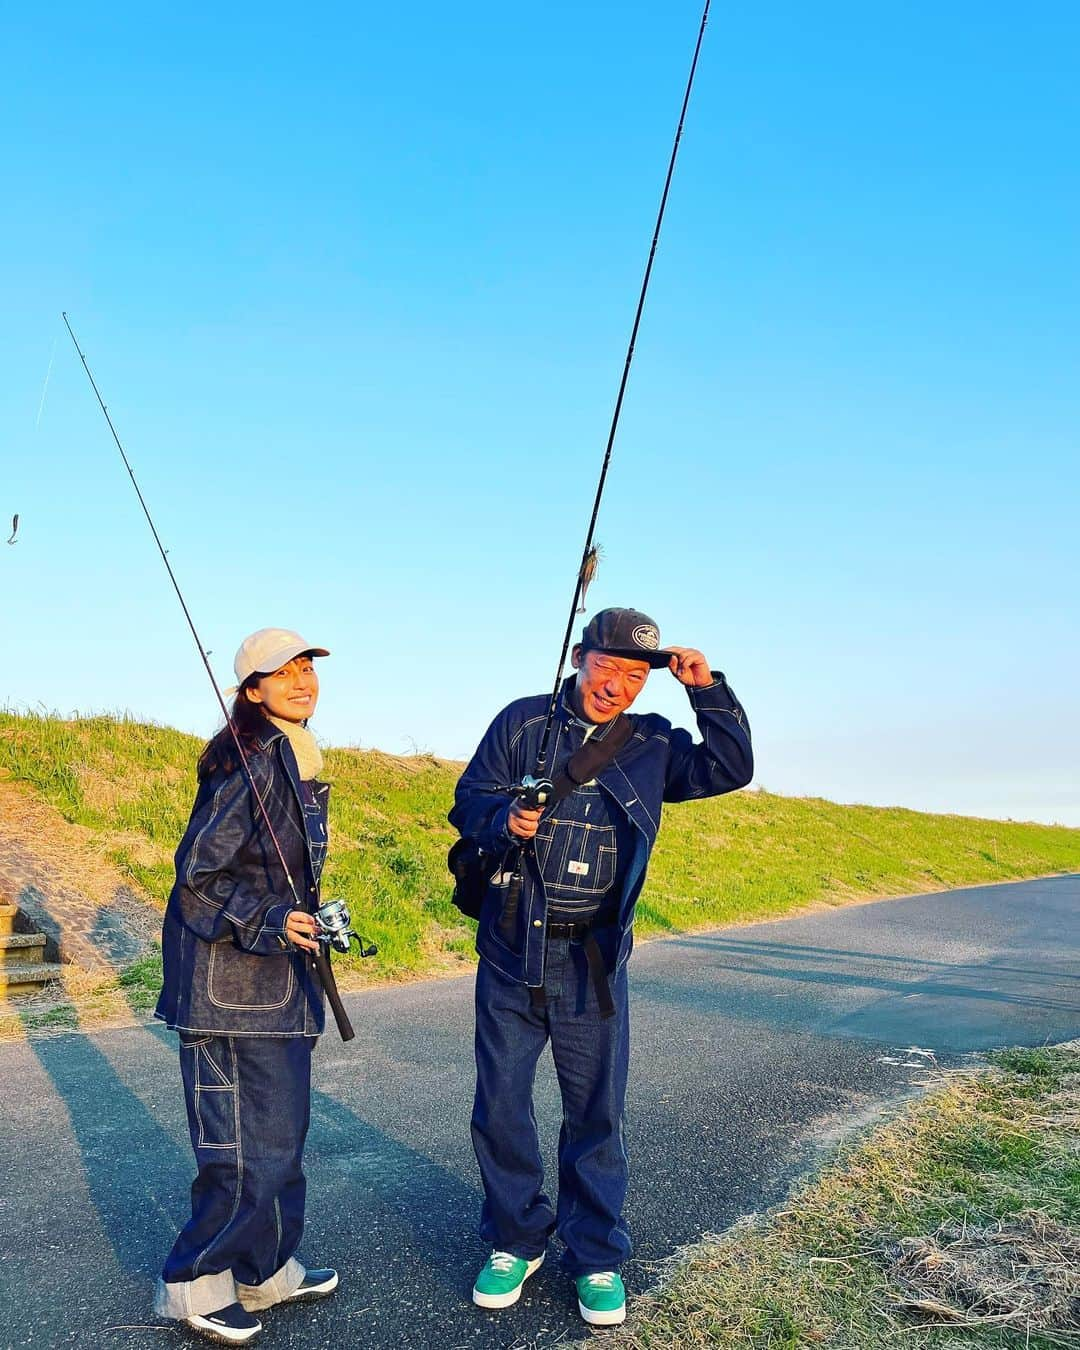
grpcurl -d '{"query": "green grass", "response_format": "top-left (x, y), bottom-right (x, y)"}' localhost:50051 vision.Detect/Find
top-left (603, 1045), bottom-right (1080, 1349)
top-left (117, 951), bottom-right (166, 1011)
top-left (1, 708), bottom-right (1078, 986)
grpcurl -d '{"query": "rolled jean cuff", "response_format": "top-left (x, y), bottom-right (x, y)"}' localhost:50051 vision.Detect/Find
top-left (154, 1269), bottom-right (236, 1320)
top-left (236, 1255), bottom-right (306, 1311)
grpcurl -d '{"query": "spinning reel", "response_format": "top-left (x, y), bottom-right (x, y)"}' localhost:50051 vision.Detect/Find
top-left (315, 898), bottom-right (378, 958)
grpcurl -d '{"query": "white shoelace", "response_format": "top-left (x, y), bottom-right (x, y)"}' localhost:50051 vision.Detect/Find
top-left (488, 1251), bottom-right (519, 1273)
top-left (583, 1272), bottom-right (616, 1289)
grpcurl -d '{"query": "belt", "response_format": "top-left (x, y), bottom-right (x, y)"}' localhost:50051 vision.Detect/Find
top-left (545, 920), bottom-right (592, 940)
top-left (530, 922), bottom-right (615, 1019)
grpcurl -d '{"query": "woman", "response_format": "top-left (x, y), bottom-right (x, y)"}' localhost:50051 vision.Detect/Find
top-left (154, 627), bottom-right (339, 1345)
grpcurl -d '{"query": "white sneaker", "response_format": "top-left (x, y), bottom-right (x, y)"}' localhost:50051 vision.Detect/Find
top-left (185, 1302), bottom-right (262, 1343)
top-left (282, 1268), bottom-right (339, 1302)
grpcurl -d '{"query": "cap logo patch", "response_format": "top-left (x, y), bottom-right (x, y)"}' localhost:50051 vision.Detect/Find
top-left (632, 624), bottom-right (660, 650)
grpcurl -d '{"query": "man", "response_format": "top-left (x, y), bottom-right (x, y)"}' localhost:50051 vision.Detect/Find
top-left (449, 607), bottom-right (752, 1326)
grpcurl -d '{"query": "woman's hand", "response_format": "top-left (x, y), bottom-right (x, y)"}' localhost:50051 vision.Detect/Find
top-left (285, 908), bottom-right (321, 953)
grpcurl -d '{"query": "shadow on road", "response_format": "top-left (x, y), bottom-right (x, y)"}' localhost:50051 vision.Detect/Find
top-left (31, 1031), bottom-right (191, 1275)
top-left (676, 935), bottom-right (1080, 983)
top-left (24, 1024), bottom-right (485, 1322)
top-left (633, 932), bottom-right (1080, 1050)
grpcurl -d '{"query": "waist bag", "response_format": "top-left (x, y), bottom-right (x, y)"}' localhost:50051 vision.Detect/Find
top-left (447, 714), bottom-right (634, 921)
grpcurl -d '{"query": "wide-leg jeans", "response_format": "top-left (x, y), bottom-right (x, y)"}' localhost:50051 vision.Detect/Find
top-left (154, 1033), bottom-right (313, 1319)
top-left (471, 936), bottom-right (632, 1275)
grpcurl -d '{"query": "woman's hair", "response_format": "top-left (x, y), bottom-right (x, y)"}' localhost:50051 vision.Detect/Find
top-left (196, 676), bottom-right (270, 780)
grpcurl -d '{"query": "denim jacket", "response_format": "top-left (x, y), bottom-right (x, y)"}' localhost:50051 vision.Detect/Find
top-left (155, 724), bottom-right (328, 1037)
top-left (449, 674), bottom-right (753, 986)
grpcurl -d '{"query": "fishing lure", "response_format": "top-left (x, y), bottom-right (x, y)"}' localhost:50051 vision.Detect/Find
top-left (576, 543), bottom-right (603, 613)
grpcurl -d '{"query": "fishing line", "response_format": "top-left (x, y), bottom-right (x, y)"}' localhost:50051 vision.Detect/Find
top-left (35, 336), bottom-right (57, 430)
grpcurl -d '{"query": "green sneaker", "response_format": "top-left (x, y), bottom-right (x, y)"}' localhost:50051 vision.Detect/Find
top-left (472, 1250), bottom-right (545, 1309)
top-left (576, 1271), bottom-right (626, 1326)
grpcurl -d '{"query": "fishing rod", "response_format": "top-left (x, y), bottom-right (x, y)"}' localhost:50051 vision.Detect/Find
top-left (532, 0), bottom-right (711, 785)
top-left (61, 311), bottom-right (367, 1042)
top-left (492, 1), bottom-right (712, 939)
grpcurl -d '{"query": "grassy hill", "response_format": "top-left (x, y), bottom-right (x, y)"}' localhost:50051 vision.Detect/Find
top-left (1, 709), bottom-right (1078, 985)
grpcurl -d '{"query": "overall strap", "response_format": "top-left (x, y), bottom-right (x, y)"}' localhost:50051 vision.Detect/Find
top-left (530, 929), bottom-right (616, 1020)
top-left (549, 714), bottom-right (634, 803)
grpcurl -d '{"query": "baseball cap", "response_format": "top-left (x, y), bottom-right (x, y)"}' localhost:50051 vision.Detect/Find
top-left (579, 608), bottom-right (675, 669)
top-left (228, 628), bottom-right (330, 693)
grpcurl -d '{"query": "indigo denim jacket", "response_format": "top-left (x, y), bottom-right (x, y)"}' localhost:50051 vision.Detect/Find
top-left (449, 675), bottom-right (753, 986)
top-left (156, 724), bottom-right (328, 1037)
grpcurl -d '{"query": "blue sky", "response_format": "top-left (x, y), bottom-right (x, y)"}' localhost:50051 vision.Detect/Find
top-left (3, 2), bottom-right (1077, 824)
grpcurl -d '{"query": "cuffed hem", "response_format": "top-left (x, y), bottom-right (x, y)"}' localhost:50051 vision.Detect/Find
top-left (153, 1269), bottom-right (237, 1320)
top-left (236, 1255), bottom-right (306, 1311)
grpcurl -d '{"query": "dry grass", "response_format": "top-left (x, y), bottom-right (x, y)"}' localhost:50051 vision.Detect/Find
top-left (0, 954), bottom-right (162, 1038)
top-left (600, 1046), bottom-right (1079, 1349)
top-left (888, 1212), bottom-right (1079, 1332)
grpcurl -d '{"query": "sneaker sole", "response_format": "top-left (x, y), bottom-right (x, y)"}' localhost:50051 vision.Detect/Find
top-left (472, 1253), bottom-right (545, 1309)
top-left (578, 1299), bottom-right (627, 1327)
top-left (284, 1271), bottom-right (340, 1302)
top-left (185, 1315), bottom-right (262, 1345)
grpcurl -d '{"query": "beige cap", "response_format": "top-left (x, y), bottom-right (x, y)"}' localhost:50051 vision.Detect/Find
top-left (228, 628), bottom-right (330, 692)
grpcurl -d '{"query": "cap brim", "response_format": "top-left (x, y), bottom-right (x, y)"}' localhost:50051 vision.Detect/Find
top-left (589, 646), bottom-right (676, 670)
top-left (254, 643), bottom-right (329, 672)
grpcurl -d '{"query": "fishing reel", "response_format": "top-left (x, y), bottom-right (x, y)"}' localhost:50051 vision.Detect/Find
top-left (509, 775), bottom-right (555, 810)
top-left (315, 898), bottom-right (378, 958)
top-left (497, 776), bottom-right (554, 941)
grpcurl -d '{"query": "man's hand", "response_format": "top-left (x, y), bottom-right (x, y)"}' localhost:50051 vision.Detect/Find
top-left (285, 909), bottom-right (320, 953)
top-left (507, 800), bottom-right (544, 840)
top-left (666, 646), bottom-right (714, 688)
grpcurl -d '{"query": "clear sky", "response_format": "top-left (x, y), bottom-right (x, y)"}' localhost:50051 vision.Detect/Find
top-left (2, 2), bottom-right (1077, 825)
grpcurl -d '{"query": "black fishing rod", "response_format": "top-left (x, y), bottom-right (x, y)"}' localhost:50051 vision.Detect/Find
top-left (532, 0), bottom-right (711, 783)
top-left (61, 311), bottom-right (366, 1042)
top-left (493, 1), bottom-right (712, 939)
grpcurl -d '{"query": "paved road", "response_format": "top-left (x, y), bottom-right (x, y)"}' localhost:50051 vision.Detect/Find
top-left (2, 875), bottom-right (1077, 1349)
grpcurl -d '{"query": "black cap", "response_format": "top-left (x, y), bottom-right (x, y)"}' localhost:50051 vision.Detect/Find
top-left (579, 608), bottom-right (674, 669)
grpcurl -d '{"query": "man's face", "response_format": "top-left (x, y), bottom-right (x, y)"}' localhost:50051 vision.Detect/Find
top-left (571, 647), bottom-right (651, 724)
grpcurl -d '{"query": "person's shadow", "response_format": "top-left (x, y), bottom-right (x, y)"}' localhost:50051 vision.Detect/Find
top-left (22, 1020), bottom-right (488, 1344)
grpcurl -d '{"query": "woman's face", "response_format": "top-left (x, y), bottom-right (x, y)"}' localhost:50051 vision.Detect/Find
top-left (245, 655), bottom-right (320, 723)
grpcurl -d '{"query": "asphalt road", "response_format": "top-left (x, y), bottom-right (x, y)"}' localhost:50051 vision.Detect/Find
top-left (1, 874), bottom-right (1077, 1349)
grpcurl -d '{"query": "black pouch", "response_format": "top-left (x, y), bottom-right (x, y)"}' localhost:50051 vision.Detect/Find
top-left (447, 836), bottom-right (489, 921)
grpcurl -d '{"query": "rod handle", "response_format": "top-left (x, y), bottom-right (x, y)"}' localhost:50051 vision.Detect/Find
top-left (312, 948), bottom-right (355, 1042)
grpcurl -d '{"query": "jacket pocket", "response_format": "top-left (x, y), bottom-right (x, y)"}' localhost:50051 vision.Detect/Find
top-left (207, 943), bottom-right (295, 1011)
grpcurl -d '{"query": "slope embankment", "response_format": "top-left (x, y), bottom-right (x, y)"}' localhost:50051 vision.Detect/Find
top-left (1, 710), bottom-right (1077, 1003)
